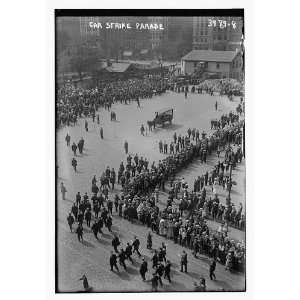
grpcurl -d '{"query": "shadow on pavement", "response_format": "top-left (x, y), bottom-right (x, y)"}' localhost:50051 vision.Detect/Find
top-left (126, 266), bottom-right (139, 275)
top-left (81, 240), bottom-right (95, 248)
top-left (101, 232), bottom-right (112, 239)
top-left (96, 238), bottom-right (110, 246)
top-left (117, 270), bottom-right (131, 281)
top-left (163, 280), bottom-right (187, 291)
top-left (186, 271), bottom-right (201, 280)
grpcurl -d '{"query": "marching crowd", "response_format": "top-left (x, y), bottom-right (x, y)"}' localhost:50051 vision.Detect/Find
top-left (58, 76), bottom-right (245, 291)
top-left (62, 108), bottom-right (245, 285)
top-left (56, 76), bottom-right (168, 128)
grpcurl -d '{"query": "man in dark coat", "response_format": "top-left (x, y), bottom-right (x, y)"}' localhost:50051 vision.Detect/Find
top-left (65, 133), bottom-right (70, 146)
top-left (125, 242), bottom-right (134, 263)
top-left (107, 199), bottom-right (113, 215)
top-left (110, 168), bottom-right (116, 190)
top-left (132, 236), bottom-right (141, 257)
top-left (91, 221), bottom-right (99, 239)
top-left (151, 250), bottom-right (159, 269)
top-left (71, 142), bottom-right (77, 156)
top-left (97, 217), bottom-right (104, 234)
top-left (75, 224), bottom-right (83, 242)
top-left (164, 260), bottom-right (171, 283)
top-left (77, 210), bottom-right (84, 226)
top-left (180, 250), bottom-right (188, 273)
top-left (85, 209), bottom-right (91, 227)
top-left (110, 251), bottom-right (119, 272)
top-left (71, 158), bottom-right (77, 172)
top-left (100, 127), bottom-right (103, 139)
top-left (124, 140), bottom-right (129, 154)
top-left (209, 258), bottom-right (217, 280)
top-left (118, 249), bottom-right (127, 270)
top-left (75, 192), bottom-right (81, 206)
top-left (140, 258), bottom-right (148, 281)
top-left (71, 202), bottom-right (78, 220)
top-left (106, 215), bottom-right (112, 232)
top-left (112, 235), bottom-right (121, 253)
top-left (155, 263), bottom-right (164, 286)
top-left (67, 213), bottom-right (74, 232)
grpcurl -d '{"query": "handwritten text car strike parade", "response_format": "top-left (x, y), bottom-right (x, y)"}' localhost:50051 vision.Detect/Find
top-left (89, 22), bottom-right (165, 30)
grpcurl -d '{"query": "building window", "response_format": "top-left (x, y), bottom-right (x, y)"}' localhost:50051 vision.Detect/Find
top-left (194, 62), bottom-right (197, 68)
top-left (216, 63), bottom-right (220, 69)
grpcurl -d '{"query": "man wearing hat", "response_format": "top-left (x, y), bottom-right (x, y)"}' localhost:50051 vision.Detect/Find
top-left (118, 248), bottom-right (127, 270)
top-left (180, 250), bottom-right (188, 273)
top-left (109, 251), bottom-right (119, 272)
top-left (67, 212), bottom-right (74, 232)
top-left (139, 257), bottom-right (148, 281)
top-left (132, 236), bottom-right (142, 257)
top-left (75, 224), bottom-right (83, 242)
top-left (85, 208), bottom-right (91, 227)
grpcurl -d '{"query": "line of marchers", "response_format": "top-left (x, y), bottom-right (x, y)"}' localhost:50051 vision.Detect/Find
top-left (89, 22), bottom-right (165, 30)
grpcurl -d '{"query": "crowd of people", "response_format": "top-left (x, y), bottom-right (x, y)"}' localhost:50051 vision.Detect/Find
top-left (63, 108), bottom-right (245, 280)
top-left (197, 78), bottom-right (244, 98)
top-left (56, 76), bottom-right (168, 128)
top-left (59, 76), bottom-right (246, 290)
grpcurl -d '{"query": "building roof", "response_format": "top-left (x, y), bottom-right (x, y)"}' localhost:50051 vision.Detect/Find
top-left (182, 50), bottom-right (238, 63)
top-left (105, 62), bottom-right (132, 73)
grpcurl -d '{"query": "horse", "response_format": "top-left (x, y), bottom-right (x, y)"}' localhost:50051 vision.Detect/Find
top-left (147, 120), bottom-right (156, 131)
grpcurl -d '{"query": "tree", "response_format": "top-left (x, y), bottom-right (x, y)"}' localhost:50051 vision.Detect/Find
top-left (69, 42), bottom-right (104, 80)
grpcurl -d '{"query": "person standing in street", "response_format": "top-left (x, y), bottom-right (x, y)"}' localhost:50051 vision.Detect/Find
top-left (100, 127), bottom-right (103, 139)
top-left (71, 158), bottom-right (77, 172)
top-left (91, 221), bottom-right (99, 239)
top-left (147, 232), bottom-right (152, 249)
top-left (75, 224), bottom-right (83, 242)
top-left (112, 235), bottom-right (121, 253)
top-left (209, 258), bottom-right (217, 280)
top-left (60, 182), bottom-right (67, 200)
top-left (85, 209), bottom-right (91, 227)
top-left (140, 257), bottom-right (148, 281)
top-left (118, 248), bottom-right (127, 270)
top-left (65, 133), bottom-right (70, 146)
top-left (180, 250), bottom-right (188, 273)
top-left (67, 212), bottom-right (74, 232)
top-left (125, 242), bottom-right (134, 263)
top-left (110, 251), bottom-right (119, 272)
top-left (215, 101), bottom-right (218, 111)
top-left (71, 142), bottom-right (77, 156)
top-left (132, 236), bottom-right (142, 257)
top-left (124, 140), bottom-right (128, 154)
top-left (155, 263), bottom-right (164, 287)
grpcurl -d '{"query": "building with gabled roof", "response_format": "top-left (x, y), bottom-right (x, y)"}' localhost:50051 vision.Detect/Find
top-left (181, 49), bottom-right (243, 80)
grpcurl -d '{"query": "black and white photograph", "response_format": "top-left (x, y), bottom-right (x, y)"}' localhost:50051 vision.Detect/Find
top-left (55, 9), bottom-right (245, 293)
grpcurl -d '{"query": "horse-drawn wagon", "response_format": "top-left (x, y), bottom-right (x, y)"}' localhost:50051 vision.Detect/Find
top-left (147, 108), bottom-right (174, 131)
